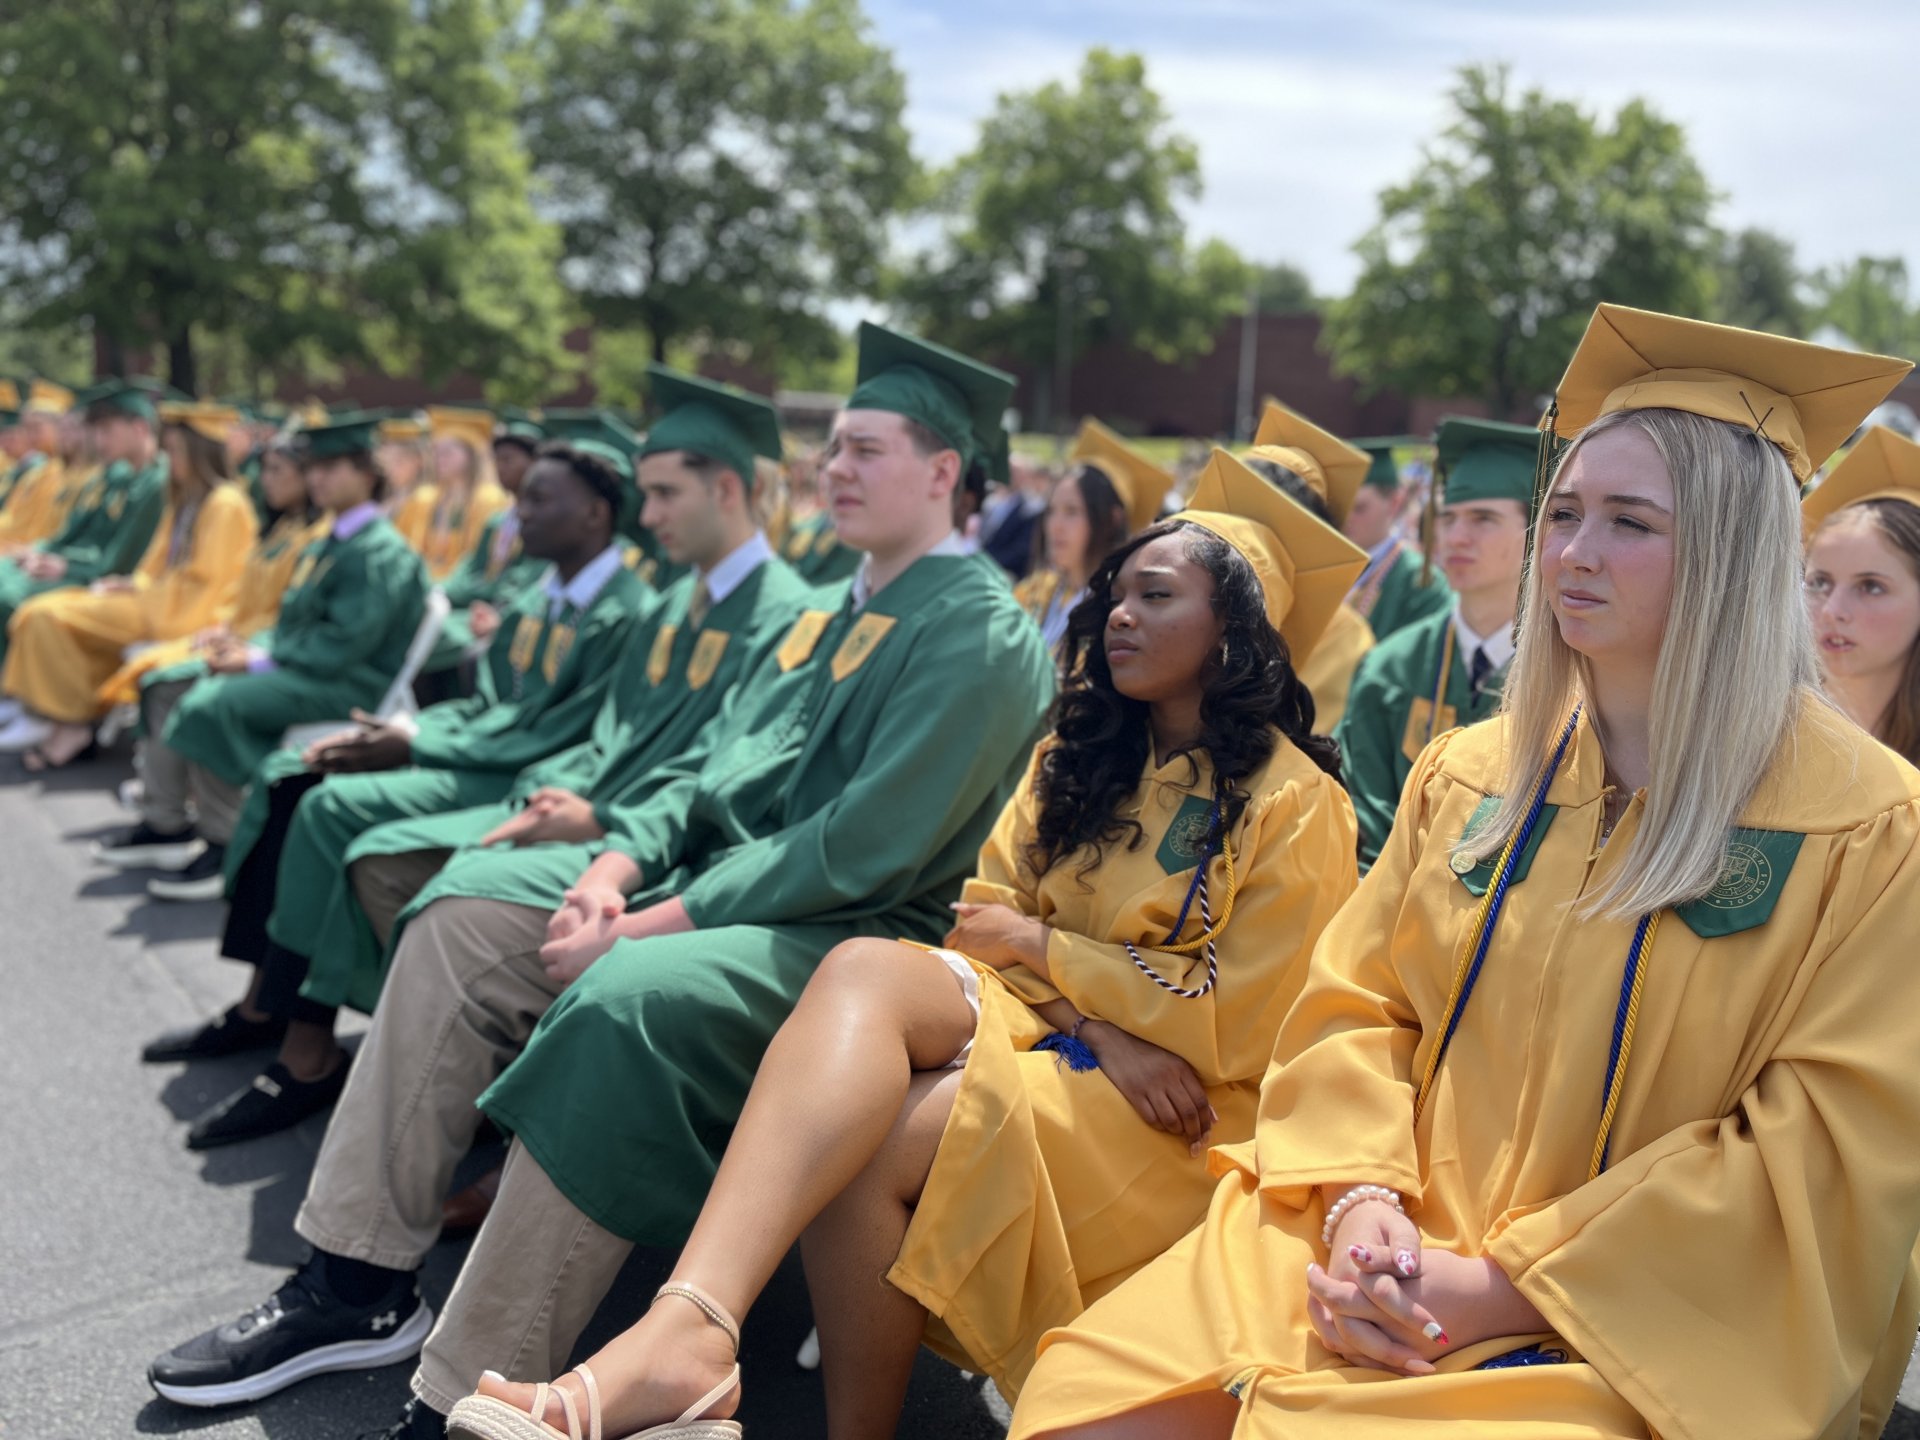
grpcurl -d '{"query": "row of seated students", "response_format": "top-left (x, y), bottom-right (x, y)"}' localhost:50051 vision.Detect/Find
top-left (6, 308), bottom-right (1920, 1440)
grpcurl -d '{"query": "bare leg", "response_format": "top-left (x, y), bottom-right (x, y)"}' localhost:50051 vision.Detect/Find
top-left (235, 969), bottom-right (271, 1024)
top-left (474, 937), bottom-right (976, 1432)
top-left (1027, 1392), bottom-right (1240, 1440)
top-left (804, 1068), bottom-right (961, 1440)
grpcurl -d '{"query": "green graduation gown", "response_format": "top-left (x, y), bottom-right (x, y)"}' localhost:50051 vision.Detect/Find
top-left (163, 515), bottom-right (428, 787)
top-left (1334, 606), bottom-right (1506, 868)
top-left (1348, 539), bottom-right (1451, 643)
top-left (0, 453), bottom-right (170, 666)
top-left (311, 554), bottom-right (818, 1012)
top-left (426, 509), bottom-right (550, 667)
top-left (479, 549), bottom-right (1055, 1244)
top-left (240, 558), bottom-right (656, 1009)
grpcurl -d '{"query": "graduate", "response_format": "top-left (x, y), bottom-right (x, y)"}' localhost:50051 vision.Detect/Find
top-left (145, 325), bottom-right (1055, 1438)
top-left (1341, 438), bottom-right (1451, 640)
top-left (157, 441), bottom-right (654, 1149)
top-left (377, 413), bottom-right (432, 512)
top-left (0, 379), bottom-right (75, 544)
top-left (1801, 426), bottom-right (1920, 766)
top-left (1239, 400), bottom-right (1374, 731)
top-left (0, 382), bottom-right (171, 671)
top-left (1336, 418), bottom-right (1538, 867)
top-left (394, 406), bottom-right (511, 581)
top-left (1003, 305), bottom-right (1920, 1440)
top-left (1015, 419), bottom-right (1173, 652)
top-left (0, 403), bottom-right (256, 767)
top-left (135, 415), bottom-right (428, 901)
top-left (446, 446), bottom-right (1368, 1440)
top-left (779, 442), bottom-right (864, 585)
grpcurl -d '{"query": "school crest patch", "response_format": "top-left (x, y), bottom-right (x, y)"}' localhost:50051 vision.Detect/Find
top-left (687, 630), bottom-right (729, 691)
top-left (1154, 794), bottom-right (1218, 874)
top-left (777, 610), bottom-right (835, 672)
top-left (831, 613), bottom-right (897, 681)
top-left (541, 623), bottom-right (575, 684)
top-left (508, 615), bottom-right (543, 676)
top-left (646, 624), bottom-right (679, 686)
top-left (1674, 828), bottom-right (1804, 938)
top-left (1451, 795), bottom-right (1560, 896)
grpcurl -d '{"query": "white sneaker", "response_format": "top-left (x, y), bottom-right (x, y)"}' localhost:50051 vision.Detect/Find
top-left (0, 713), bottom-right (53, 752)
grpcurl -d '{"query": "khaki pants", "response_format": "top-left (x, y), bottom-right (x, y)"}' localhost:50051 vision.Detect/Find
top-left (293, 896), bottom-right (562, 1272)
top-left (139, 678), bottom-right (244, 842)
top-left (350, 848), bottom-right (455, 950)
top-left (411, 1138), bottom-right (633, 1414)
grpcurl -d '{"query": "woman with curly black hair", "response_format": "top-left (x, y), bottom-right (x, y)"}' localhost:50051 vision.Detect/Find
top-left (448, 451), bottom-right (1368, 1440)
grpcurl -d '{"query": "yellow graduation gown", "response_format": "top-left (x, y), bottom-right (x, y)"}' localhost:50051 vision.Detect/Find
top-left (1010, 698), bottom-right (1920, 1440)
top-left (393, 480), bottom-right (511, 581)
top-left (94, 511), bottom-right (327, 707)
top-left (2, 486), bottom-right (258, 723)
top-left (886, 732), bottom-right (1359, 1398)
top-left (1297, 602), bottom-right (1374, 734)
top-left (0, 457), bottom-right (68, 547)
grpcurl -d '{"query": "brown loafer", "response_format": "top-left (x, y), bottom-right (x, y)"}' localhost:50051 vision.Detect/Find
top-left (441, 1163), bottom-right (504, 1233)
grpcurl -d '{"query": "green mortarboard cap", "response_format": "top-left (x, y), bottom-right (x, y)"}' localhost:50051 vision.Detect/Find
top-left (1435, 418), bottom-right (1539, 509)
top-left (80, 381), bottom-right (163, 424)
top-left (1353, 438), bottom-right (1412, 493)
top-left (542, 409), bottom-right (641, 481)
top-left (638, 364), bottom-right (782, 490)
top-left (494, 406), bottom-right (546, 447)
top-left (297, 410), bottom-right (383, 460)
top-left (846, 322), bottom-right (1016, 485)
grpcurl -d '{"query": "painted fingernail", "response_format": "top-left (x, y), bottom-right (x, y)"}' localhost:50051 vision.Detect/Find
top-left (482, 1369), bottom-right (506, 1382)
top-left (1348, 1244), bottom-right (1373, 1264)
top-left (1395, 1249), bottom-right (1417, 1276)
top-left (1422, 1322), bottom-right (1448, 1344)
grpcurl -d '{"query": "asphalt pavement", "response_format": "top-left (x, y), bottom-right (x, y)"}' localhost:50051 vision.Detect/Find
top-left (3, 743), bottom-right (1917, 1440)
top-left (0, 743), bottom-right (1008, 1440)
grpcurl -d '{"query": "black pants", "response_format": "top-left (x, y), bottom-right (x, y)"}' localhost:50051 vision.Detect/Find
top-left (219, 769), bottom-right (337, 1027)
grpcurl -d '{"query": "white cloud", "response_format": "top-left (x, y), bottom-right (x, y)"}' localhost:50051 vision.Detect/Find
top-left (866, 0), bottom-right (1920, 293)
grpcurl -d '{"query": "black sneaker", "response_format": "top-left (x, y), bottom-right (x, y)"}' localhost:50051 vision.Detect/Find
top-left (92, 821), bottom-right (205, 871)
top-left (143, 1004), bottom-right (288, 1064)
top-left (148, 843), bottom-right (228, 902)
top-left (187, 1058), bottom-right (350, 1150)
top-left (360, 1398), bottom-right (448, 1440)
top-left (148, 1254), bottom-right (430, 1408)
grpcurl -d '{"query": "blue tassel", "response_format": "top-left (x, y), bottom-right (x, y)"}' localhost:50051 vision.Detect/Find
top-left (1476, 1345), bottom-right (1569, 1370)
top-left (1033, 1032), bottom-right (1100, 1072)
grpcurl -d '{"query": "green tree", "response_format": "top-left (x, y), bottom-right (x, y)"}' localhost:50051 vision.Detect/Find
top-left (893, 48), bottom-right (1253, 430)
top-left (517, 0), bottom-right (913, 372)
top-left (0, 1), bottom-right (571, 398)
top-left (1325, 65), bottom-right (1718, 415)
top-left (1811, 257), bottom-right (1920, 357)
top-left (1254, 262), bottom-right (1319, 314)
top-left (1712, 228), bottom-right (1808, 336)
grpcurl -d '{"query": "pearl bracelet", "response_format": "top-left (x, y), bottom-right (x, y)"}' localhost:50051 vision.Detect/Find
top-left (1320, 1184), bottom-right (1404, 1247)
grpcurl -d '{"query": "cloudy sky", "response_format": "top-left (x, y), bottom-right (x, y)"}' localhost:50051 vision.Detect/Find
top-left (862, 0), bottom-right (1917, 295)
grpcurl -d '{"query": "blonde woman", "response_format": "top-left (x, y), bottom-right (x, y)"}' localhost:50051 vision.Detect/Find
top-left (1009, 306), bottom-right (1920, 1440)
top-left (394, 406), bottom-right (510, 581)
top-left (1802, 426), bottom-right (1920, 765)
top-left (0, 403), bottom-right (257, 769)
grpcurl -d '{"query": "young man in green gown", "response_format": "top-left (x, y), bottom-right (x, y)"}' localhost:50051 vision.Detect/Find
top-left (153, 441), bottom-right (656, 1148)
top-left (146, 329), bottom-right (1056, 1436)
top-left (1336, 417), bottom-right (1537, 867)
top-left (1342, 436), bottom-right (1452, 641)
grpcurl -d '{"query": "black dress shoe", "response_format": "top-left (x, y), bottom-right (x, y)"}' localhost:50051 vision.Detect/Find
top-left (149, 842), bottom-right (228, 902)
top-left (142, 1005), bottom-right (288, 1064)
top-left (186, 1058), bottom-right (350, 1150)
top-left (358, 1398), bottom-right (448, 1439)
top-left (148, 1252), bottom-right (429, 1408)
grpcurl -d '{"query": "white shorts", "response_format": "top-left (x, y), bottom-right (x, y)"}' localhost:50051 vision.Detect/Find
top-left (924, 946), bottom-right (983, 1070)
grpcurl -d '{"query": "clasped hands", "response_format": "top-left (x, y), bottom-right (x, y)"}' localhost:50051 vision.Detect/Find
top-left (1306, 1198), bottom-right (1544, 1376)
top-left (477, 787), bottom-right (606, 849)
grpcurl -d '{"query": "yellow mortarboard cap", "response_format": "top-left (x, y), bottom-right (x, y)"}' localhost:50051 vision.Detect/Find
top-left (1069, 419), bottom-right (1174, 533)
top-left (1173, 447), bottom-right (1368, 664)
top-left (378, 413), bottom-right (427, 444)
top-left (428, 405), bottom-right (496, 453)
top-left (1244, 398), bottom-right (1369, 528)
top-left (159, 401), bottom-right (244, 444)
top-left (24, 379), bottom-right (74, 415)
top-left (0, 379), bottom-right (18, 412)
top-left (1551, 304), bottom-right (1913, 483)
top-left (1801, 427), bottom-right (1920, 531)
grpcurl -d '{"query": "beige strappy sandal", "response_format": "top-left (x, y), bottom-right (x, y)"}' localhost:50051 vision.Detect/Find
top-left (446, 1282), bottom-right (744, 1440)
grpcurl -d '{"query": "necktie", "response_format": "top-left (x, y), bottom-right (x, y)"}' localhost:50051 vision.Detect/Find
top-left (1469, 644), bottom-right (1492, 694)
top-left (688, 580), bottom-right (712, 630)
